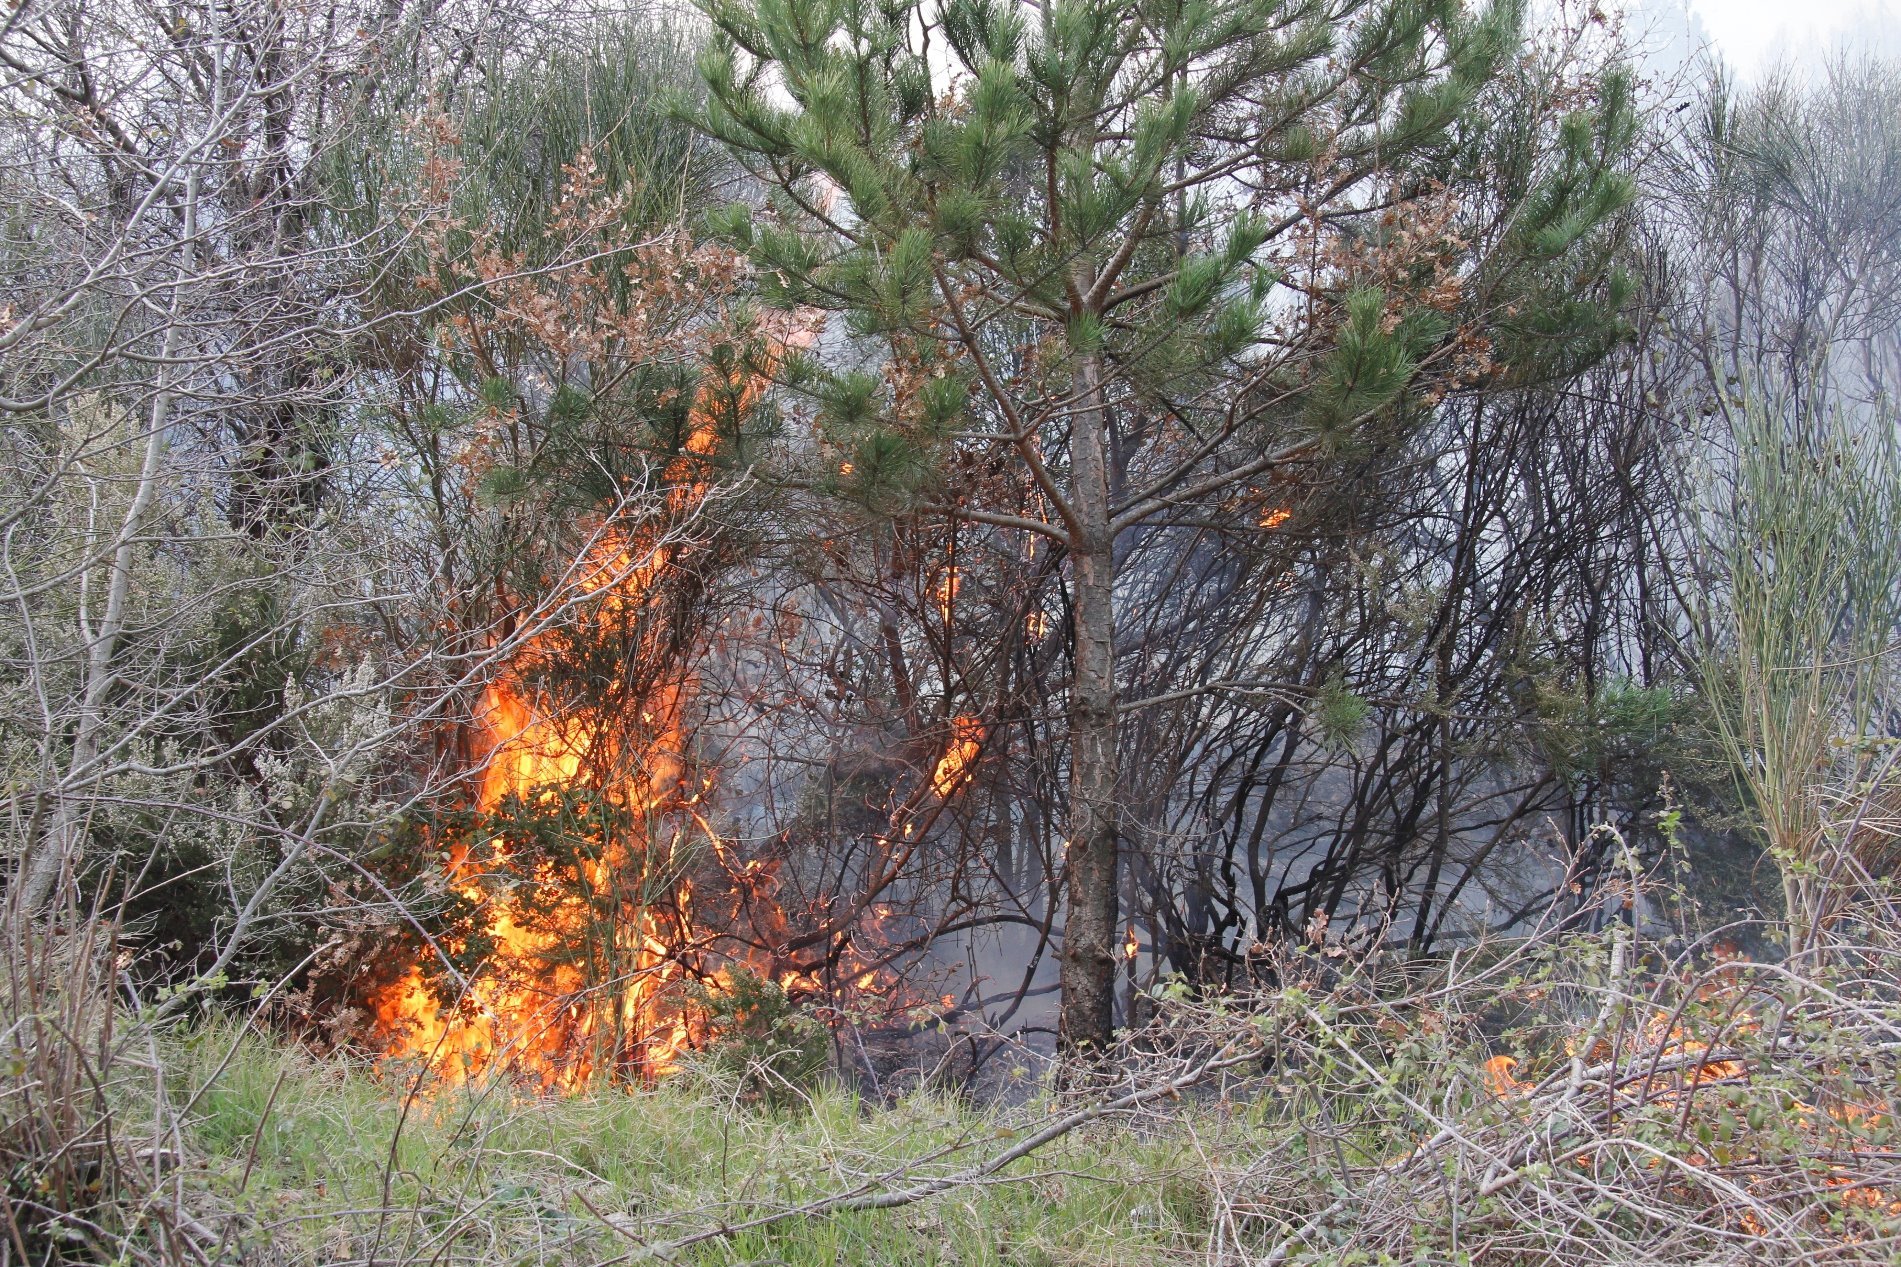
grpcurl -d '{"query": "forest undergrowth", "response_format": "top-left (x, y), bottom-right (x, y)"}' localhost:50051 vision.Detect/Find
top-left (11, 867), bottom-right (1901, 1266)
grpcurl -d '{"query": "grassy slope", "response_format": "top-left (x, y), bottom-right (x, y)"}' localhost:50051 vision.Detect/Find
top-left (129, 925), bottom-right (1901, 1265)
top-left (169, 1027), bottom-right (1239, 1265)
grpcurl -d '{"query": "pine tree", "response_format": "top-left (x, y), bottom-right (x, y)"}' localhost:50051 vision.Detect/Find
top-left (692, 0), bottom-right (1635, 1051)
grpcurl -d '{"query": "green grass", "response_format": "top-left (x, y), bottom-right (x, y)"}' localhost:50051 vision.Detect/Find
top-left (66, 924), bottom-right (1901, 1266)
top-left (159, 1025), bottom-right (1232, 1265)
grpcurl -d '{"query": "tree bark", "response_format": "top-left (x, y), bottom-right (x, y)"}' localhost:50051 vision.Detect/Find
top-left (1059, 350), bottom-right (1120, 1052)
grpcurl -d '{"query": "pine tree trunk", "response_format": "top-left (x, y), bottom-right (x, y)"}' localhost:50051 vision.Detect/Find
top-left (1059, 350), bottom-right (1119, 1053)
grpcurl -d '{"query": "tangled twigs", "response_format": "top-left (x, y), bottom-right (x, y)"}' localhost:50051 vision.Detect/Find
top-left (1231, 906), bottom-right (1901, 1266)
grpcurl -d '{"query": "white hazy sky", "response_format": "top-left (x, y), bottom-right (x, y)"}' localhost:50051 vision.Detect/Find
top-left (1679, 0), bottom-right (1898, 74)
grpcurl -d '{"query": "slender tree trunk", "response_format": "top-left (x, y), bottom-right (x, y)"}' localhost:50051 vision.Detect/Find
top-left (1059, 350), bottom-right (1119, 1052)
top-left (18, 158), bottom-right (202, 917)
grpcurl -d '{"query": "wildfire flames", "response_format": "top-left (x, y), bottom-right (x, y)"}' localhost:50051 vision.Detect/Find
top-left (932, 565), bottom-right (960, 622)
top-left (371, 533), bottom-right (712, 1087)
top-left (371, 316), bottom-right (978, 1089)
top-left (931, 716), bottom-right (984, 798)
top-left (371, 335), bottom-right (756, 1088)
top-left (375, 715), bottom-right (691, 1084)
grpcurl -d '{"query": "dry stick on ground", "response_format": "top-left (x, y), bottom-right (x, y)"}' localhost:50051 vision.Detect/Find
top-left (1257, 976), bottom-right (1898, 1266)
top-left (581, 1044), bottom-right (1264, 1263)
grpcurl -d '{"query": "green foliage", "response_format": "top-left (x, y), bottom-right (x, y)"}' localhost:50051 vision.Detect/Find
top-left (833, 428), bottom-right (935, 515)
top-left (689, 967), bottom-right (829, 1105)
top-left (1306, 289), bottom-right (1443, 437)
top-left (165, 1023), bottom-right (1217, 1264)
top-left (689, 0), bottom-right (1636, 518)
top-left (1527, 674), bottom-right (1687, 789)
top-left (1482, 66), bottom-right (1640, 383)
top-left (332, 17), bottom-right (727, 264)
top-left (1311, 672), bottom-right (1371, 752)
top-left (1692, 396), bottom-right (1901, 937)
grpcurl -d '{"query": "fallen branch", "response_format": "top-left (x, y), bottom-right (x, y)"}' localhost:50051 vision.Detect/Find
top-left (595, 1042), bottom-right (1263, 1262)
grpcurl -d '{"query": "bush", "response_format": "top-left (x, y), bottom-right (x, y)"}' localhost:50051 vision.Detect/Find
top-left (690, 967), bottom-right (829, 1105)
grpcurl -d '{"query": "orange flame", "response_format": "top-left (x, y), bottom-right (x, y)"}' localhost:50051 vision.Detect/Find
top-left (1259, 506), bottom-right (1292, 530)
top-left (373, 324), bottom-right (816, 1089)
top-left (371, 543), bottom-right (707, 1088)
top-left (932, 566), bottom-right (960, 622)
top-left (1482, 1054), bottom-right (1528, 1097)
top-left (930, 716), bottom-right (984, 798)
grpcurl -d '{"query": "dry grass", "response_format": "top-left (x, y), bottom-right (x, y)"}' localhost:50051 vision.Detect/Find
top-left (10, 876), bottom-right (1901, 1265)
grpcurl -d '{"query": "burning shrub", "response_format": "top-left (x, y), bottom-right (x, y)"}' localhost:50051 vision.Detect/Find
top-left (1113, 886), bottom-right (1901, 1265)
top-left (372, 780), bottom-right (713, 1088)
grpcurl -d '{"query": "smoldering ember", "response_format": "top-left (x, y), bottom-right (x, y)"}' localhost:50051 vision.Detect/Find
top-left (4, 1), bottom-right (1901, 1264)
